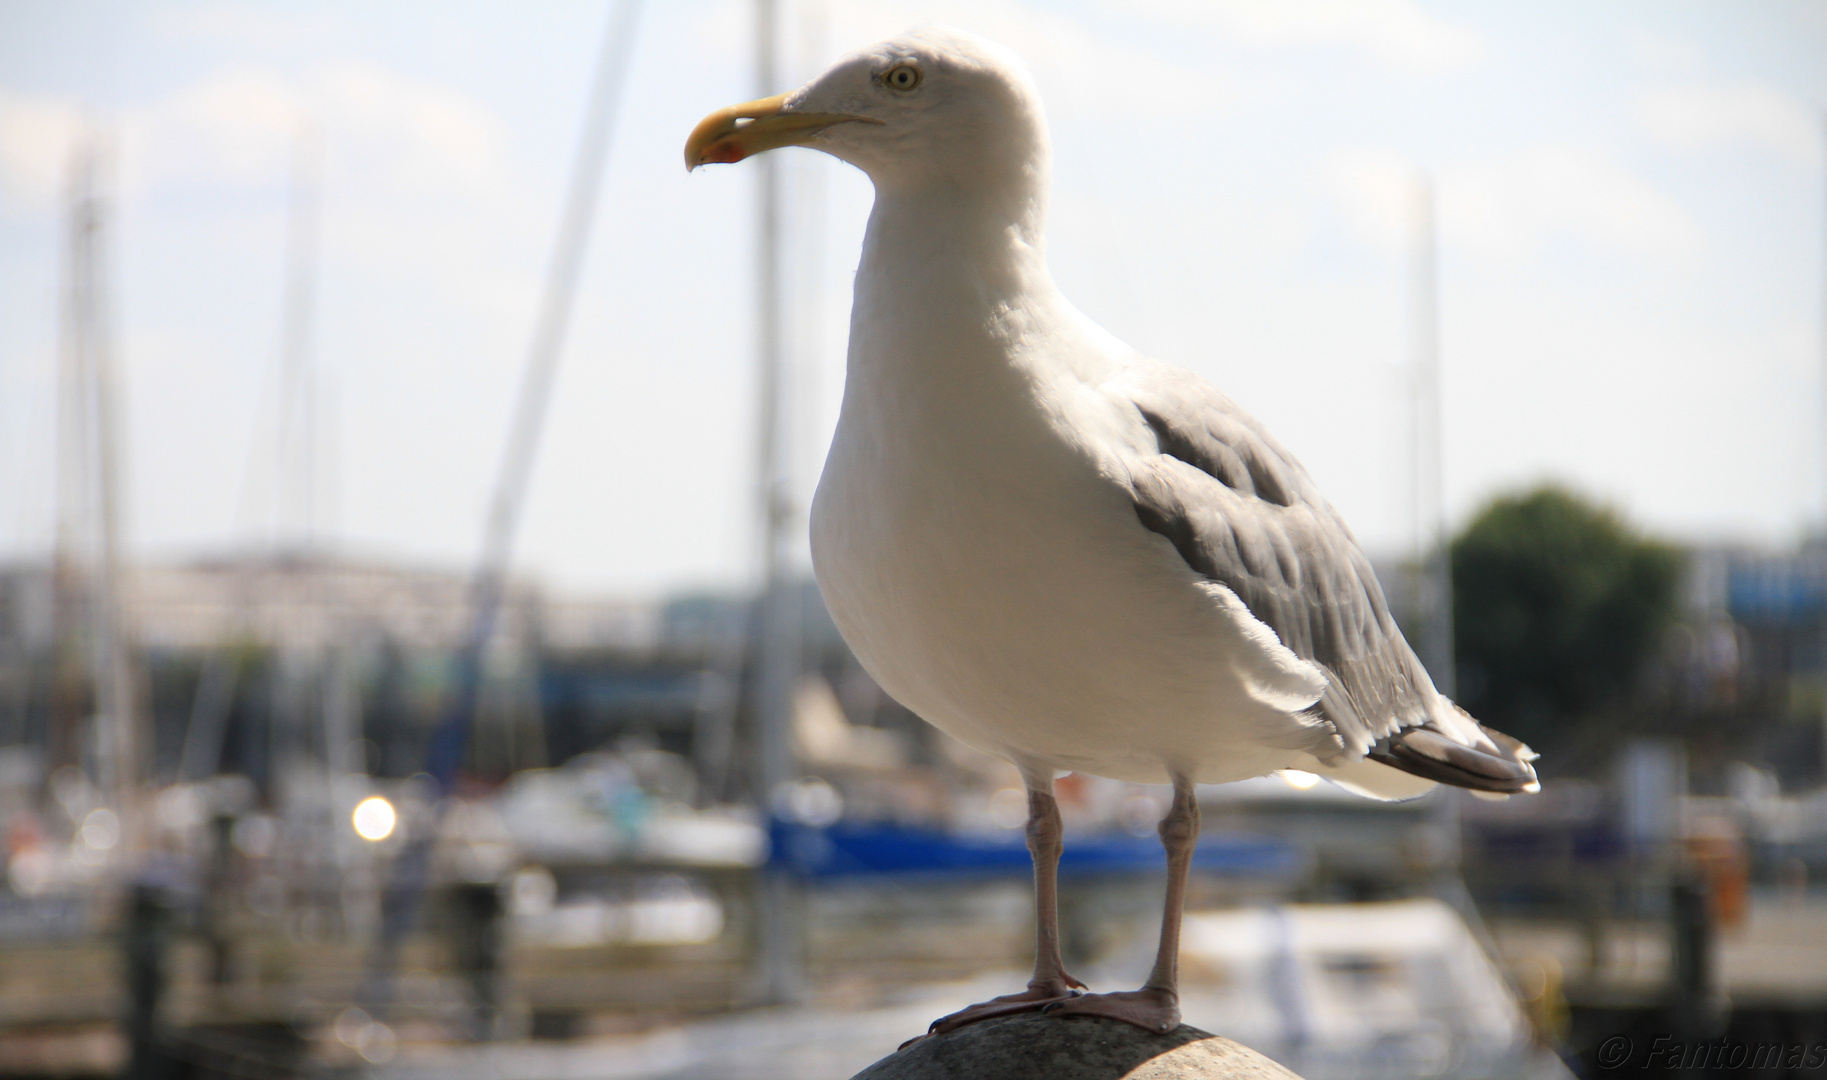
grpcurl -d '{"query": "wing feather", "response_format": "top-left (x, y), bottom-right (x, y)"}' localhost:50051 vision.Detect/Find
top-left (1107, 359), bottom-right (1537, 794)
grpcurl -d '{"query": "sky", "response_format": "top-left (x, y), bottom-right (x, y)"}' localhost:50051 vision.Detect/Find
top-left (1, 0), bottom-right (1824, 600)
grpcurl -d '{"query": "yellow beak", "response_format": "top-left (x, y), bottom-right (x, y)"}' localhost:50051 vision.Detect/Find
top-left (684, 92), bottom-right (882, 171)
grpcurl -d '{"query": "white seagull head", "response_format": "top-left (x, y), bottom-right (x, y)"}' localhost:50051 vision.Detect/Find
top-left (685, 28), bottom-right (1049, 198)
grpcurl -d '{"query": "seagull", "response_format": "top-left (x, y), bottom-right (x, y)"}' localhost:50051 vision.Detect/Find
top-left (686, 28), bottom-right (1538, 1038)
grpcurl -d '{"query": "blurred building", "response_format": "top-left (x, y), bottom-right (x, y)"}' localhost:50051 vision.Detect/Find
top-left (0, 555), bottom-right (930, 800)
top-left (2, 541), bottom-right (1822, 794)
top-left (1701, 541), bottom-right (1827, 770)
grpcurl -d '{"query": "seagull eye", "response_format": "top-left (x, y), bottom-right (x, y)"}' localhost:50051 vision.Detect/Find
top-left (883, 64), bottom-right (921, 91)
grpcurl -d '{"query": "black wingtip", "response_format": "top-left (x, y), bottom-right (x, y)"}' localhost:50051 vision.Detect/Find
top-left (1367, 724), bottom-right (1539, 795)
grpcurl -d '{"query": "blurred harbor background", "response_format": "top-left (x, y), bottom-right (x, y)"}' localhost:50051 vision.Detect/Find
top-left (3, 2), bottom-right (1827, 1078)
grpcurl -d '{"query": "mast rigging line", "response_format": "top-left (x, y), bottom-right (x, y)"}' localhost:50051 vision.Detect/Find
top-left (362, 0), bottom-right (645, 1012)
top-left (426, 0), bottom-right (644, 790)
top-left (56, 132), bottom-right (142, 847)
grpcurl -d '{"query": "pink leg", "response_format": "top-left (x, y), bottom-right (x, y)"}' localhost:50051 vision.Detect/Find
top-left (1045, 772), bottom-right (1197, 1034)
top-left (907, 780), bottom-right (1086, 1045)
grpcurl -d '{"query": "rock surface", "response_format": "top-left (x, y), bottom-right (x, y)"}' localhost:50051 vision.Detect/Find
top-left (849, 1014), bottom-right (1304, 1080)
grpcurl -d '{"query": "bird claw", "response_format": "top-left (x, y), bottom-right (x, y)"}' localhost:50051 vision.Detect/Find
top-left (1041, 987), bottom-right (1181, 1034)
top-left (912, 979), bottom-right (1087, 1044)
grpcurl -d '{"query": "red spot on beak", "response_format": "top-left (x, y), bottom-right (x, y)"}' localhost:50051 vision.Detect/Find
top-left (702, 140), bottom-right (748, 165)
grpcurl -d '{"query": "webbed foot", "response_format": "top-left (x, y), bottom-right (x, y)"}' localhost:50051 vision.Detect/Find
top-left (898, 976), bottom-right (1087, 1049)
top-left (1042, 986), bottom-right (1180, 1034)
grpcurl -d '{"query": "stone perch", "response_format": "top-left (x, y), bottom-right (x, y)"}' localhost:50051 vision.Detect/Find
top-left (849, 1015), bottom-right (1305, 1080)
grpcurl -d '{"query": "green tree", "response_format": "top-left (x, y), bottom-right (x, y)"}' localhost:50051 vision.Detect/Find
top-left (1451, 485), bottom-right (1682, 755)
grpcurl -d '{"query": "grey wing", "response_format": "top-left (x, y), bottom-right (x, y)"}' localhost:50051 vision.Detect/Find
top-left (1107, 359), bottom-right (1537, 794)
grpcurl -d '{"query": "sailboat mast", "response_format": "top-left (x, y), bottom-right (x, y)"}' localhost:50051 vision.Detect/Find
top-left (1410, 172), bottom-right (1454, 699)
top-left (752, 0), bottom-right (805, 1007)
top-left (278, 126), bottom-right (322, 559)
top-left (57, 133), bottom-right (140, 847)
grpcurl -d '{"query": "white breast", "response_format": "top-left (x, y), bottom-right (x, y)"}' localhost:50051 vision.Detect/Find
top-left (808, 282), bottom-right (1318, 786)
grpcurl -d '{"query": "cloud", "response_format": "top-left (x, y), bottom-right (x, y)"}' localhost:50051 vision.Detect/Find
top-left (1025, 13), bottom-right (1225, 120)
top-left (2, 64), bottom-right (509, 210)
top-left (1112, 0), bottom-right (1484, 70)
top-left (119, 66), bottom-right (302, 194)
top-left (318, 63), bottom-right (506, 198)
top-left (151, 3), bottom-right (346, 51)
top-left (808, 0), bottom-right (1220, 117)
top-left (0, 61), bottom-right (515, 222)
top-left (1637, 81), bottom-right (1819, 167)
top-left (1329, 145), bottom-right (1703, 260)
top-left (1327, 147), bottom-right (1418, 249)
top-left (1625, 32), bottom-right (1707, 76)
top-left (0, 57), bottom-right (526, 433)
top-left (0, 90), bottom-right (85, 213)
top-left (1447, 146), bottom-right (1702, 259)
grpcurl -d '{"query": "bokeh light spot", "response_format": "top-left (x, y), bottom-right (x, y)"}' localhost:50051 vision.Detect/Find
top-left (352, 796), bottom-right (397, 841)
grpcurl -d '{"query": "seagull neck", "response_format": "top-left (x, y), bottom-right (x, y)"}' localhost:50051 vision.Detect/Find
top-left (846, 183), bottom-right (1084, 405)
top-left (860, 186), bottom-right (1052, 304)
